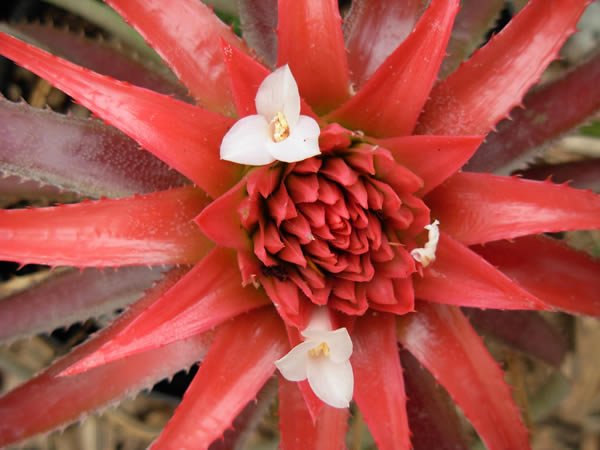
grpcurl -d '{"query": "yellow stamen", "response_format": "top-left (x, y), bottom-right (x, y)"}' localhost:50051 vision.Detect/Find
top-left (308, 342), bottom-right (330, 358)
top-left (270, 112), bottom-right (290, 142)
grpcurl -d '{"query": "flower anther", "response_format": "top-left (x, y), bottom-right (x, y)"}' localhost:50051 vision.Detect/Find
top-left (220, 65), bottom-right (321, 165)
top-left (275, 310), bottom-right (354, 409)
top-left (270, 112), bottom-right (290, 142)
top-left (410, 220), bottom-right (440, 267)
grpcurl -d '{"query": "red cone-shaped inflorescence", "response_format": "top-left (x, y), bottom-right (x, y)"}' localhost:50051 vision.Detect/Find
top-left (229, 125), bottom-right (430, 325)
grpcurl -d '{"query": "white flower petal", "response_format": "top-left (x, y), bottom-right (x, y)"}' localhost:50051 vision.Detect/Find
top-left (301, 329), bottom-right (352, 364)
top-left (266, 115), bottom-right (321, 163)
top-left (220, 115), bottom-right (274, 166)
top-left (274, 341), bottom-right (314, 381)
top-left (301, 329), bottom-right (330, 340)
top-left (425, 219), bottom-right (440, 246)
top-left (306, 358), bottom-right (354, 408)
top-left (411, 220), bottom-right (440, 267)
top-left (255, 65), bottom-right (301, 127)
top-left (322, 328), bottom-right (353, 364)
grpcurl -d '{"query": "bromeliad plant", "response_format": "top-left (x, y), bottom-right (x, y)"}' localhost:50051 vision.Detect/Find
top-left (0, 0), bottom-right (599, 448)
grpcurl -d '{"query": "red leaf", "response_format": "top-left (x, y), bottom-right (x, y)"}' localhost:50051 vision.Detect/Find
top-left (467, 51), bottom-right (600, 172)
top-left (352, 311), bottom-right (410, 450)
top-left (277, 0), bottom-right (350, 113)
top-left (0, 267), bottom-right (163, 344)
top-left (10, 22), bottom-right (186, 98)
top-left (0, 187), bottom-right (212, 267)
top-left (401, 351), bottom-right (469, 450)
top-left (343, 0), bottom-right (426, 87)
top-left (0, 335), bottom-right (212, 448)
top-left (0, 269), bottom-right (214, 448)
top-left (211, 380), bottom-right (278, 450)
top-left (0, 34), bottom-right (241, 197)
top-left (0, 97), bottom-right (185, 198)
top-left (106, 0), bottom-right (248, 114)
top-left (516, 160), bottom-right (600, 192)
top-left (373, 135), bottom-right (483, 193)
top-left (222, 42), bottom-right (269, 116)
top-left (398, 302), bottom-right (530, 450)
top-left (427, 172), bottom-right (600, 245)
top-left (327, 0), bottom-right (459, 137)
top-left (278, 377), bottom-right (348, 450)
top-left (439, 0), bottom-right (505, 78)
top-left (195, 178), bottom-right (250, 250)
top-left (465, 309), bottom-right (567, 367)
top-left (414, 233), bottom-right (548, 310)
top-left (473, 235), bottom-right (600, 317)
top-left (62, 248), bottom-right (269, 375)
top-left (150, 309), bottom-right (287, 449)
top-left (418, 0), bottom-right (588, 135)
top-left (239, 0), bottom-right (278, 67)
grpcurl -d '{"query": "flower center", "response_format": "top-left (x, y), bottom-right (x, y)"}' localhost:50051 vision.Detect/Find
top-left (269, 112), bottom-right (290, 142)
top-left (274, 319), bottom-right (353, 408)
top-left (242, 124), bottom-right (432, 321)
top-left (308, 342), bottom-right (330, 358)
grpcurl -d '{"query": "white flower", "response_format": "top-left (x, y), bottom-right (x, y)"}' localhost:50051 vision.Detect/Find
top-left (275, 310), bottom-right (353, 409)
top-left (411, 219), bottom-right (440, 267)
top-left (220, 65), bottom-right (321, 165)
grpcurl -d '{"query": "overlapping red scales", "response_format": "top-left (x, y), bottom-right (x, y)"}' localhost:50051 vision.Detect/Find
top-left (243, 127), bottom-right (429, 324)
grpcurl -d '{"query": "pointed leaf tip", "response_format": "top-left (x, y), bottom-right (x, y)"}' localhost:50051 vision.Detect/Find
top-left (328, 0), bottom-right (459, 137)
top-left (418, 0), bottom-right (589, 135)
